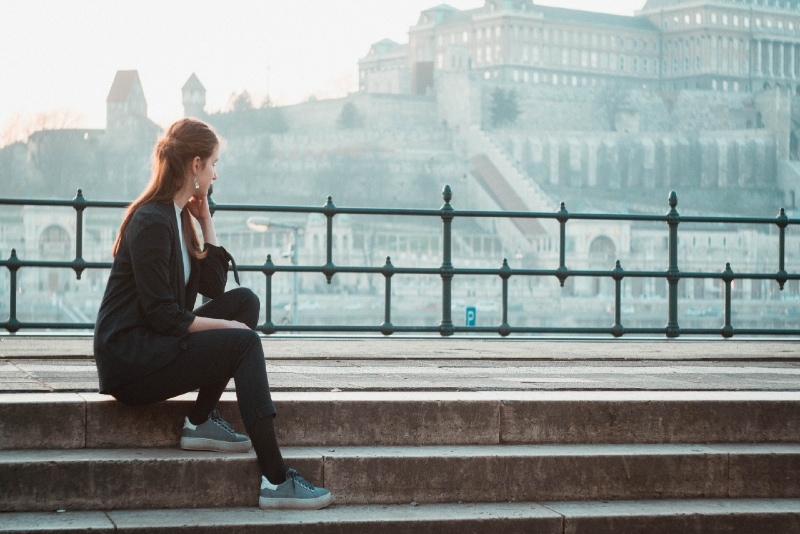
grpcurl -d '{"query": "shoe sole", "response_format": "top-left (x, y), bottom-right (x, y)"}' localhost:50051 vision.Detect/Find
top-left (258, 492), bottom-right (333, 510)
top-left (180, 437), bottom-right (252, 453)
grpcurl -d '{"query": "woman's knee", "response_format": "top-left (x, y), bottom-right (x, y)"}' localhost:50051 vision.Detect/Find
top-left (232, 287), bottom-right (260, 326)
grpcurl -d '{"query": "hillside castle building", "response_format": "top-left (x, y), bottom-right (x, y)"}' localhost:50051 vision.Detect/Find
top-left (360, 0), bottom-right (800, 96)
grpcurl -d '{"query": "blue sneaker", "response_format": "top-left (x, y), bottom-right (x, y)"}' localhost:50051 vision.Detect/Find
top-left (259, 468), bottom-right (333, 510)
top-left (180, 410), bottom-right (251, 453)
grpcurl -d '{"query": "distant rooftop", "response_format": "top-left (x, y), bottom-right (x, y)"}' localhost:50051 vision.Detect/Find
top-left (106, 70), bottom-right (141, 103)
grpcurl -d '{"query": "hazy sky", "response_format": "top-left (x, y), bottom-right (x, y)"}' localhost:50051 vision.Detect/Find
top-left (1, 1), bottom-right (646, 133)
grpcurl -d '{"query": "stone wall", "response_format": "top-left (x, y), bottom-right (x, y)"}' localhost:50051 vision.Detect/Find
top-left (493, 130), bottom-right (779, 215)
top-left (280, 93), bottom-right (440, 134)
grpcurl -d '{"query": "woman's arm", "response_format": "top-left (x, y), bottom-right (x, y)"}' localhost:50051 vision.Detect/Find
top-left (185, 194), bottom-right (218, 246)
top-left (187, 316), bottom-right (249, 332)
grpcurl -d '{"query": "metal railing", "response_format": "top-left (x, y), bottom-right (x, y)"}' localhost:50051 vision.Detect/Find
top-left (1, 186), bottom-right (798, 337)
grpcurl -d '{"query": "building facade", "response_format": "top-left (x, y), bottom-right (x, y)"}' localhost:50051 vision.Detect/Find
top-left (360, 0), bottom-right (800, 95)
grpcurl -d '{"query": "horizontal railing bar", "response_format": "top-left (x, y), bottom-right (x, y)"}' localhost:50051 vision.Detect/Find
top-left (2, 197), bottom-right (795, 227)
top-left (2, 322), bottom-right (94, 330)
top-left (0, 260), bottom-right (111, 269)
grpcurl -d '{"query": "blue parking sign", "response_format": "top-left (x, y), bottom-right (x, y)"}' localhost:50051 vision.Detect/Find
top-left (466, 306), bottom-right (476, 327)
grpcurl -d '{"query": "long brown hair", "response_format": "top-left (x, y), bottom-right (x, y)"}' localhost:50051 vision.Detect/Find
top-left (112, 118), bottom-right (218, 259)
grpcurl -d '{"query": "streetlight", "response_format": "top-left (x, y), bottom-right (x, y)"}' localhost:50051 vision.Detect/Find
top-left (246, 216), bottom-right (302, 326)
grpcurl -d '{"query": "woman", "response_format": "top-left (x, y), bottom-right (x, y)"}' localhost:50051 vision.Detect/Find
top-left (94, 118), bottom-right (331, 510)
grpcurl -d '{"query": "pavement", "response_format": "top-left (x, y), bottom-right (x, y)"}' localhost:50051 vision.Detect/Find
top-left (1, 336), bottom-right (799, 393)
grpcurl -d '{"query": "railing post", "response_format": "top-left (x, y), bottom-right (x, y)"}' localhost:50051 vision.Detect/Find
top-left (499, 259), bottom-right (511, 337)
top-left (722, 262), bottom-right (735, 338)
top-left (262, 254), bottom-right (276, 335)
top-left (666, 191), bottom-right (681, 338)
top-left (6, 249), bottom-right (20, 333)
top-left (439, 185), bottom-right (454, 336)
top-left (776, 207), bottom-right (789, 290)
top-left (381, 256), bottom-right (394, 336)
top-left (72, 188), bottom-right (86, 280)
top-left (612, 260), bottom-right (625, 338)
top-left (556, 202), bottom-right (569, 287)
top-left (323, 196), bottom-right (336, 284)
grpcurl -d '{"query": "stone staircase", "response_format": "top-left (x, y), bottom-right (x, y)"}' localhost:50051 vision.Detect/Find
top-left (2, 389), bottom-right (800, 532)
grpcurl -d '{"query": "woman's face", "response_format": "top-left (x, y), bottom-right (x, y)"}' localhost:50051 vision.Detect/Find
top-left (195, 144), bottom-right (219, 195)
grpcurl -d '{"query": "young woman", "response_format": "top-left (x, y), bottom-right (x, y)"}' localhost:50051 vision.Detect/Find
top-left (93, 118), bottom-right (331, 510)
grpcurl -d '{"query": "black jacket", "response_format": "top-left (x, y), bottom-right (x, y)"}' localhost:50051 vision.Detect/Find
top-left (93, 201), bottom-right (235, 393)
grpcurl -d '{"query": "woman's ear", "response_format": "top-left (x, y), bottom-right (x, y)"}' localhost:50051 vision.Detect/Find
top-left (192, 155), bottom-right (202, 173)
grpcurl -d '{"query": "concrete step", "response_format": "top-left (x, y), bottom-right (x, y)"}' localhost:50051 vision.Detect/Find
top-left (3, 391), bottom-right (799, 450)
top-left (3, 444), bottom-right (799, 512)
top-left (2, 500), bottom-right (799, 533)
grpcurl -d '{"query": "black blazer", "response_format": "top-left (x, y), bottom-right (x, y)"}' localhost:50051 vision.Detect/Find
top-left (93, 200), bottom-right (235, 393)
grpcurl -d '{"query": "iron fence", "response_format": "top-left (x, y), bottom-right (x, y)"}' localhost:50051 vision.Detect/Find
top-left (1, 186), bottom-right (798, 337)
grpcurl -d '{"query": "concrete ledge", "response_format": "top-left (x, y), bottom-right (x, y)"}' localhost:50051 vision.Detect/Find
top-left (7, 444), bottom-right (791, 512)
top-left (0, 394), bottom-right (85, 449)
top-left (0, 448), bottom-right (323, 512)
top-left (3, 500), bottom-right (798, 534)
top-left (3, 391), bottom-right (799, 450)
top-left (548, 499), bottom-right (800, 534)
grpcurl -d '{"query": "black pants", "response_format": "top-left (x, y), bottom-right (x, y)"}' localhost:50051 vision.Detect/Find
top-left (110, 287), bottom-right (276, 430)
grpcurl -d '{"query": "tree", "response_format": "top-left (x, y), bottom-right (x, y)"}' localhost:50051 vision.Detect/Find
top-left (337, 102), bottom-right (364, 129)
top-left (227, 91), bottom-right (254, 113)
top-left (489, 88), bottom-right (521, 128)
top-left (0, 109), bottom-right (85, 148)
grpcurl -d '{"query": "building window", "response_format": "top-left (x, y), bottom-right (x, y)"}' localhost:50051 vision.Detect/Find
top-left (734, 81), bottom-right (739, 91)
top-left (673, 58), bottom-right (678, 72)
top-left (696, 13), bottom-right (702, 24)
top-left (484, 71), bottom-right (491, 79)
top-left (684, 14), bottom-right (690, 24)
top-left (591, 51), bottom-right (598, 68)
top-left (723, 80), bottom-right (728, 91)
top-left (643, 58), bottom-right (648, 72)
top-left (562, 49), bottom-right (569, 65)
top-left (711, 13), bottom-right (717, 24)
top-left (684, 57), bottom-right (689, 71)
top-left (463, 31), bottom-right (469, 42)
top-left (620, 56), bottom-right (626, 71)
top-left (734, 15), bottom-right (739, 26)
top-left (712, 79), bottom-right (718, 89)
top-left (486, 47), bottom-right (492, 63)
top-left (696, 55), bottom-right (701, 69)
top-left (478, 28), bottom-right (483, 40)
top-left (495, 26), bottom-right (501, 37)
top-left (633, 57), bottom-right (639, 72)
top-left (722, 14), bottom-right (728, 25)
top-left (745, 17), bottom-right (750, 28)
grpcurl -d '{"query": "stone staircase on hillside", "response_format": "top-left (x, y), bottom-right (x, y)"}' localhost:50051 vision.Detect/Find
top-left (470, 153), bottom-right (548, 240)
top-left (467, 127), bottom-right (555, 215)
top-left (2, 390), bottom-right (800, 532)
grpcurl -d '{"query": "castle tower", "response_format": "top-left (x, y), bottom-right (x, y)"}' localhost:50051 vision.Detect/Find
top-left (106, 70), bottom-right (147, 133)
top-left (182, 73), bottom-right (207, 118)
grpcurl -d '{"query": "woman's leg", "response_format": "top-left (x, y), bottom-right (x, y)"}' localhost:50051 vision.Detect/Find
top-left (187, 287), bottom-right (261, 423)
top-left (111, 289), bottom-right (288, 483)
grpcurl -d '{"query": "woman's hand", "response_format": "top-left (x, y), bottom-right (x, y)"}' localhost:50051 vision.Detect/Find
top-left (188, 316), bottom-right (251, 332)
top-left (185, 194), bottom-right (219, 246)
top-left (185, 194), bottom-right (212, 222)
